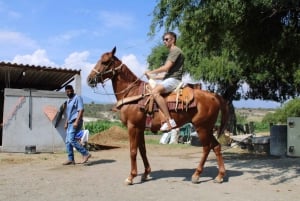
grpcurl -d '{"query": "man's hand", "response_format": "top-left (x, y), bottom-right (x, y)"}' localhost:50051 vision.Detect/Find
top-left (73, 121), bottom-right (78, 129)
top-left (144, 71), bottom-right (151, 79)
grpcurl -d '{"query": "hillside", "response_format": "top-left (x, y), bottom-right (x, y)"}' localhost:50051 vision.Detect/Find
top-left (235, 108), bottom-right (275, 122)
top-left (84, 103), bottom-right (119, 120)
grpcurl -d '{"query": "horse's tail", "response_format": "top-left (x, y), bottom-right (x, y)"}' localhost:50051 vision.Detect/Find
top-left (216, 95), bottom-right (230, 138)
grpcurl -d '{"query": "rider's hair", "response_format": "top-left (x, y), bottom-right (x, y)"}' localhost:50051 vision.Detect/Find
top-left (163, 32), bottom-right (177, 44)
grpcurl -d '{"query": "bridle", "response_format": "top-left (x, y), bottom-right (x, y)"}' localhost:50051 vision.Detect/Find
top-left (90, 57), bottom-right (144, 96)
top-left (92, 57), bottom-right (124, 84)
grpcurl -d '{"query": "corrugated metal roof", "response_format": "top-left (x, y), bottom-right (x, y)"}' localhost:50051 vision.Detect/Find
top-left (0, 62), bottom-right (81, 91)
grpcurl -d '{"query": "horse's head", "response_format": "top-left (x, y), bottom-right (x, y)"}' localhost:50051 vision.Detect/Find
top-left (87, 46), bottom-right (123, 87)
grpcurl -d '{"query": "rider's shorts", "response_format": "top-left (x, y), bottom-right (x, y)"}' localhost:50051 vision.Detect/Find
top-left (161, 78), bottom-right (181, 93)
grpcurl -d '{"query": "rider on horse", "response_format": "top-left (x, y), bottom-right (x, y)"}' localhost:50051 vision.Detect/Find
top-left (145, 31), bottom-right (185, 132)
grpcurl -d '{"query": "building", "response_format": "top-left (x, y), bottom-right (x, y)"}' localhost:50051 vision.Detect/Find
top-left (0, 62), bottom-right (81, 152)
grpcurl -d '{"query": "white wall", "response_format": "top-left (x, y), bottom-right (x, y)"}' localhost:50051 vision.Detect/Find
top-left (2, 88), bottom-right (67, 153)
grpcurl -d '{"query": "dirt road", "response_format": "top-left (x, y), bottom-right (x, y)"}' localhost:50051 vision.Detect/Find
top-left (0, 139), bottom-right (299, 201)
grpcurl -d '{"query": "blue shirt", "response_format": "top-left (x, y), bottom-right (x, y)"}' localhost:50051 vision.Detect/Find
top-left (66, 94), bottom-right (84, 123)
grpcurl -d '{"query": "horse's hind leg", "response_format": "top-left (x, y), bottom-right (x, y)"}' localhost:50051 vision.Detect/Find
top-left (212, 143), bottom-right (226, 183)
top-left (138, 132), bottom-right (151, 182)
top-left (191, 145), bottom-right (211, 183)
top-left (191, 129), bottom-right (226, 183)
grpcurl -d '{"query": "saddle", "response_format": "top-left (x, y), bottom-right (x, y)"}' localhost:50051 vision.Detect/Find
top-left (115, 81), bottom-right (200, 113)
top-left (139, 82), bottom-right (199, 114)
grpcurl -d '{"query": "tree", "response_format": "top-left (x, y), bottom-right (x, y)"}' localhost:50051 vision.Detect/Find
top-left (263, 98), bottom-right (300, 124)
top-left (148, 0), bottom-right (300, 103)
top-left (148, 0), bottom-right (300, 134)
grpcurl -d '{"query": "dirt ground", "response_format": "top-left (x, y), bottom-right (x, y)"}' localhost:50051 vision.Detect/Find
top-left (0, 127), bottom-right (299, 201)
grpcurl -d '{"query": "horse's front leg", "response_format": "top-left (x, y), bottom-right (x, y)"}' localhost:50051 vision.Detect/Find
top-left (124, 127), bottom-right (138, 185)
top-left (138, 130), bottom-right (151, 182)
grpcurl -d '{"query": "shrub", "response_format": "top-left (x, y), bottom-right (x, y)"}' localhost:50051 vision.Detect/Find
top-left (262, 98), bottom-right (300, 124)
top-left (85, 120), bottom-right (124, 135)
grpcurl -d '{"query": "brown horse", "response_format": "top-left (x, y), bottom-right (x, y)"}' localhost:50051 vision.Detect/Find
top-left (87, 47), bottom-right (229, 185)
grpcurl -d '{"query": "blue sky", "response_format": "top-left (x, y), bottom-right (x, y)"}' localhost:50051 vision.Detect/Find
top-left (0, 0), bottom-right (281, 108)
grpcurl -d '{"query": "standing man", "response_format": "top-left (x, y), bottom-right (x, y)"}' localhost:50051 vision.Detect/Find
top-left (145, 31), bottom-right (184, 131)
top-left (63, 85), bottom-right (91, 165)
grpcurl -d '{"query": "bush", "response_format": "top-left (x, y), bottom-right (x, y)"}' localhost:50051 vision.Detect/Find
top-left (262, 111), bottom-right (280, 124)
top-left (253, 121), bottom-right (270, 132)
top-left (85, 120), bottom-right (124, 135)
top-left (262, 98), bottom-right (300, 124)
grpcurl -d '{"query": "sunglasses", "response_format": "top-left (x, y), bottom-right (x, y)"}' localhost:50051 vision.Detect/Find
top-left (163, 38), bottom-right (171, 42)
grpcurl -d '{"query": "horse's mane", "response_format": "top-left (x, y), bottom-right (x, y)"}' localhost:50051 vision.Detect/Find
top-left (115, 56), bottom-right (144, 85)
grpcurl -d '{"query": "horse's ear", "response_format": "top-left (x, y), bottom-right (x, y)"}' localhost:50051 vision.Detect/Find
top-left (112, 46), bottom-right (116, 55)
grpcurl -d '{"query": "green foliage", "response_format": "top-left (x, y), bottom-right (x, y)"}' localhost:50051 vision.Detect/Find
top-left (147, 44), bottom-right (169, 69)
top-left (235, 112), bottom-right (247, 125)
top-left (85, 120), bottom-right (124, 135)
top-left (282, 98), bottom-right (300, 117)
top-left (149, 0), bottom-right (300, 102)
top-left (253, 121), bottom-right (270, 132)
top-left (262, 111), bottom-right (280, 124)
top-left (262, 98), bottom-right (300, 124)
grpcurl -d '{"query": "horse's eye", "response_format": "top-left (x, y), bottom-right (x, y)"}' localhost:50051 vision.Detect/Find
top-left (101, 60), bottom-right (110, 65)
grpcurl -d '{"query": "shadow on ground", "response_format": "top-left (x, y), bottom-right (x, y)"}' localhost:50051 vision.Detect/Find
top-left (135, 166), bottom-right (242, 184)
top-left (222, 150), bottom-right (300, 184)
top-left (84, 159), bottom-right (116, 166)
top-left (87, 143), bottom-right (120, 151)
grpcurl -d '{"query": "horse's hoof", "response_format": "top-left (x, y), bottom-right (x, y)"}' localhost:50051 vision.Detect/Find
top-left (141, 175), bottom-right (152, 182)
top-left (191, 175), bottom-right (200, 184)
top-left (213, 177), bottom-right (224, 184)
top-left (124, 178), bottom-right (133, 185)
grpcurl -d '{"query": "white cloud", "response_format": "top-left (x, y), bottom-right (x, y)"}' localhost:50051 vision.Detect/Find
top-left (63, 51), bottom-right (90, 69)
top-left (63, 51), bottom-right (94, 87)
top-left (0, 31), bottom-right (39, 60)
top-left (62, 51), bottom-right (99, 101)
top-left (12, 49), bottom-right (56, 66)
top-left (0, 30), bottom-right (38, 49)
top-left (122, 54), bottom-right (147, 79)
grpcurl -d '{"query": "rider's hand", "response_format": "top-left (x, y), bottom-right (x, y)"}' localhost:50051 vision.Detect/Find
top-left (144, 71), bottom-right (151, 79)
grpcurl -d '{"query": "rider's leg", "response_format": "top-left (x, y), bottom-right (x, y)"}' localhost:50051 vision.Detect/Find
top-left (153, 93), bottom-right (171, 119)
top-left (151, 84), bottom-right (176, 131)
top-left (152, 84), bottom-right (170, 118)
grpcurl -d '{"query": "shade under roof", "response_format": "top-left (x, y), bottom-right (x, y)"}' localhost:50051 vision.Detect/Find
top-left (0, 62), bottom-right (81, 91)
